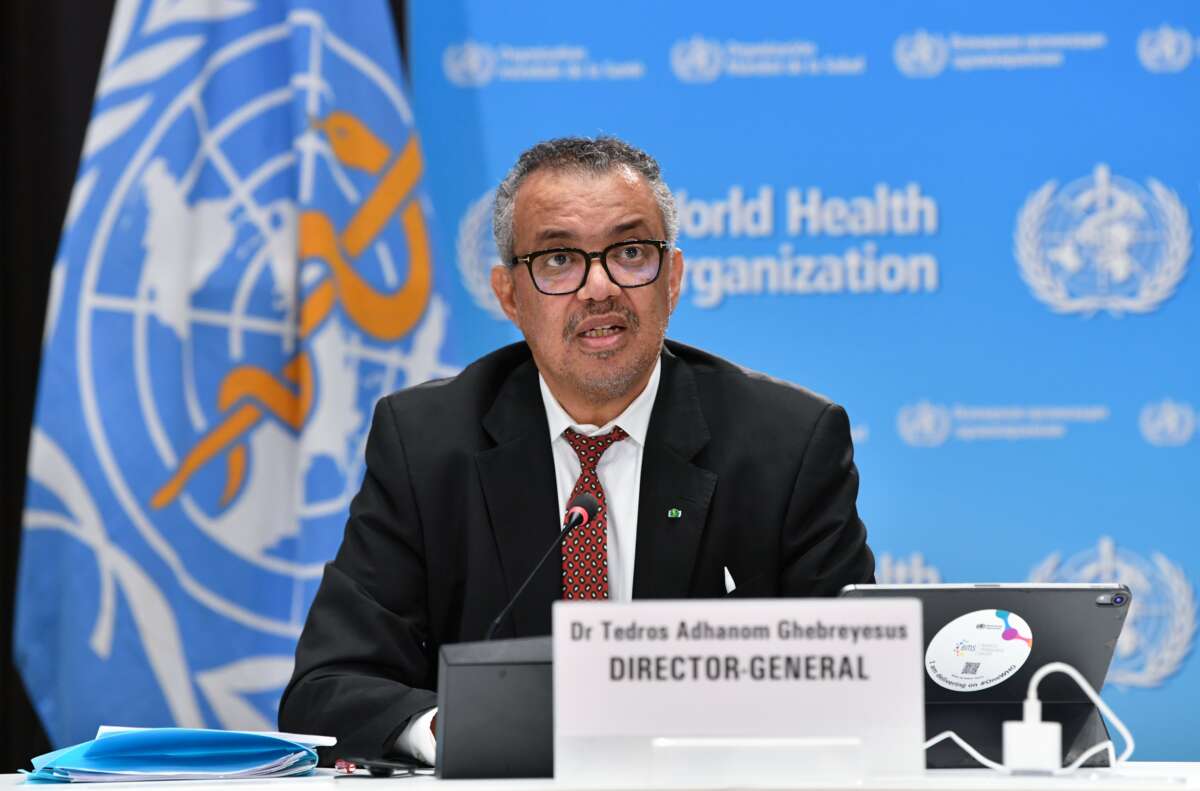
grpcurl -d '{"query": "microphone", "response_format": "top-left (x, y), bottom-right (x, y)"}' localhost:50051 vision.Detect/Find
top-left (562, 492), bottom-right (599, 533)
top-left (484, 492), bottom-right (600, 641)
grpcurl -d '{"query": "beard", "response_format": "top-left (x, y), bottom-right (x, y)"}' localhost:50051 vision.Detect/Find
top-left (561, 299), bottom-right (667, 406)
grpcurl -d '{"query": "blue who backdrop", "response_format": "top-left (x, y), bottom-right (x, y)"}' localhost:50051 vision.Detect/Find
top-left (407, 0), bottom-right (1200, 760)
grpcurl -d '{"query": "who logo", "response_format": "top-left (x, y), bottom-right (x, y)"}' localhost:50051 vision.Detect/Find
top-left (1139, 398), bottom-right (1196, 447)
top-left (19, 3), bottom-right (457, 741)
top-left (456, 188), bottom-right (508, 320)
top-left (893, 29), bottom-right (949, 78)
top-left (443, 41), bottom-right (497, 87)
top-left (670, 35), bottom-right (724, 83)
top-left (896, 401), bottom-right (952, 447)
top-left (1137, 25), bottom-right (1194, 73)
top-left (1015, 163), bottom-right (1191, 317)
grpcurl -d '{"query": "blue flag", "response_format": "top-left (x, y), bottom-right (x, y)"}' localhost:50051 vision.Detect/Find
top-left (16, 0), bottom-right (462, 745)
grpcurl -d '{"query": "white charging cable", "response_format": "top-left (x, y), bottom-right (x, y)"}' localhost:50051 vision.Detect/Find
top-left (923, 730), bottom-right (1007, 772)
top-left (924, 661), bottom-right (1134, 775)
top-left (1029, 661), bottom-right (1134, 775)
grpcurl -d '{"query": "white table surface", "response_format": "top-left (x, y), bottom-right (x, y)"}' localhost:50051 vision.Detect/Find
top-left (3, 765), bottom-right (1199, 791)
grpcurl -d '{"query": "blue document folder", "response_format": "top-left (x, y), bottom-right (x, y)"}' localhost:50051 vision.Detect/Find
top-left (25, 729), bottom-right (321, 782)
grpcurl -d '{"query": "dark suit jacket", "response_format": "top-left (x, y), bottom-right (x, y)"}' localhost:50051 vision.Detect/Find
top-left (278, 340), bottom-right (873, 758)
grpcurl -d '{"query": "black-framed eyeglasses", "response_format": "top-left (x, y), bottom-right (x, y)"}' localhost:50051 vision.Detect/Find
top-left (510, 239), bottom-right (669, 295)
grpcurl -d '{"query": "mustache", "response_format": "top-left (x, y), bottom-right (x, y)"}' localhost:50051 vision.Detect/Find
top-left (562, 300), bottom-right (639, 340)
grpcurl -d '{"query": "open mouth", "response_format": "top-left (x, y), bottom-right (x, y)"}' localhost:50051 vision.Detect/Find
top-left (579, 325), bottom-right (624, 338)
top-left (571, 313), bottom-right (632, 349)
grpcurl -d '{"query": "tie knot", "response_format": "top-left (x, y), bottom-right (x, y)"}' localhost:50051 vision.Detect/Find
top-left (563, 426), bottom-right (628, 470)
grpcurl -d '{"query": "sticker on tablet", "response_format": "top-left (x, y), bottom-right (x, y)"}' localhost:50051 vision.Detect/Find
top-left (925, 609), bottom-right (1033, 692)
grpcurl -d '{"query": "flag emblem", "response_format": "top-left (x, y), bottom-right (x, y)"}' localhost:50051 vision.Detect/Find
top-left (18, 1), bottom-right (458, 745)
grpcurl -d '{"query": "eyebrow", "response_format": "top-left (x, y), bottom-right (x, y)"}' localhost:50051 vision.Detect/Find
top-left (532, 227), bottom-right (574, 246)
top-left (531, 218), bottom-right (653, 247)
top-left (610, 218), bottom-right (651, 237)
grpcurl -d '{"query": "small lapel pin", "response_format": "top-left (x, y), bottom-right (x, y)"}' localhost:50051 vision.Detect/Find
top-left (667, 507), bottom-right (682, 519)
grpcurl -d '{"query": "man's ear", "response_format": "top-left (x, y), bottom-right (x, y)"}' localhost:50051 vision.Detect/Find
top-left (667, 247), bottom-right (685, 313)
top-left (491, 265), bottom-right (521, 324)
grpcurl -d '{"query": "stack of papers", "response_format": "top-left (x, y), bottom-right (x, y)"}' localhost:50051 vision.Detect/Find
top-left (24, 728), bottom-right (334, 783)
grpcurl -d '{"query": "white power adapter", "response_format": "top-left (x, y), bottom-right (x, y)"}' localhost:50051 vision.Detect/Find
top-left (1001, 699), bottom-right (1062, 773)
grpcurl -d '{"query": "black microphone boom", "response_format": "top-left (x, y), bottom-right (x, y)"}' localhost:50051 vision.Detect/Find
top-left (484, 492), bottom-right (600, 641)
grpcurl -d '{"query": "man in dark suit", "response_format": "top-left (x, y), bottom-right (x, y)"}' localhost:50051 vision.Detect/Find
top-left (279, 137), bottom-right (874, 762)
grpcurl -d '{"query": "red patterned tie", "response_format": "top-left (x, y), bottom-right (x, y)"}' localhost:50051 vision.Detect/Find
top-left (561, 426), bottom-right (628, 600)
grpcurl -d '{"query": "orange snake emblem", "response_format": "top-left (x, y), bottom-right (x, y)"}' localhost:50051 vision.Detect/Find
top-left (152, 112), bottom-right (432, 509)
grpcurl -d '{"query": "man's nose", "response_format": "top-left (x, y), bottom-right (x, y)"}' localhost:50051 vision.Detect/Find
top-left (576, 255), bottom-right (622, 302)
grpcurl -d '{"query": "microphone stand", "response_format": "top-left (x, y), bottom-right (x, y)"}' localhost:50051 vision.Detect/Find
top-left (484, 521), bottom-right (579, 641)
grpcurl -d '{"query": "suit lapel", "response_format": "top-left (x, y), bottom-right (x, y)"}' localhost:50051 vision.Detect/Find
top-left (476, 358), bottom-right (561, 637)
top-left (633, 349), bottom-right (718, 599)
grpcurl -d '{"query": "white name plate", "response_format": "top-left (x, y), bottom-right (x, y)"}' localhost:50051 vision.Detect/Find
top-left (553, 598), bottom-right (924, 785)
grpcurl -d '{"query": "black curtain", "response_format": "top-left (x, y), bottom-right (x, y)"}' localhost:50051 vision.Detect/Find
top-left (0, 1), bottom-right (408, 772)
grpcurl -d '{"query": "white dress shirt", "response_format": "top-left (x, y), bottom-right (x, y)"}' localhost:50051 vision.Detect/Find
top-left (539, 358), bottom-right (660, 602)
top-left (396, 359), bottom-right (663, 763)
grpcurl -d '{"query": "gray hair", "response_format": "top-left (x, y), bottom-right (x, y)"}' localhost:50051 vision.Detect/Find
top-left (492, 136), bottom-right (678, 263)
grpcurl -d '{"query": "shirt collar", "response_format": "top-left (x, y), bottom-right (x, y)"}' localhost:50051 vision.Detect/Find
top-left (538, 357), bottom-right (662, 447)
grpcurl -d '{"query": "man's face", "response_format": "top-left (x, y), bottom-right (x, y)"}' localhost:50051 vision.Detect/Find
top-left (492, 165), bottom-right (684, 410)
